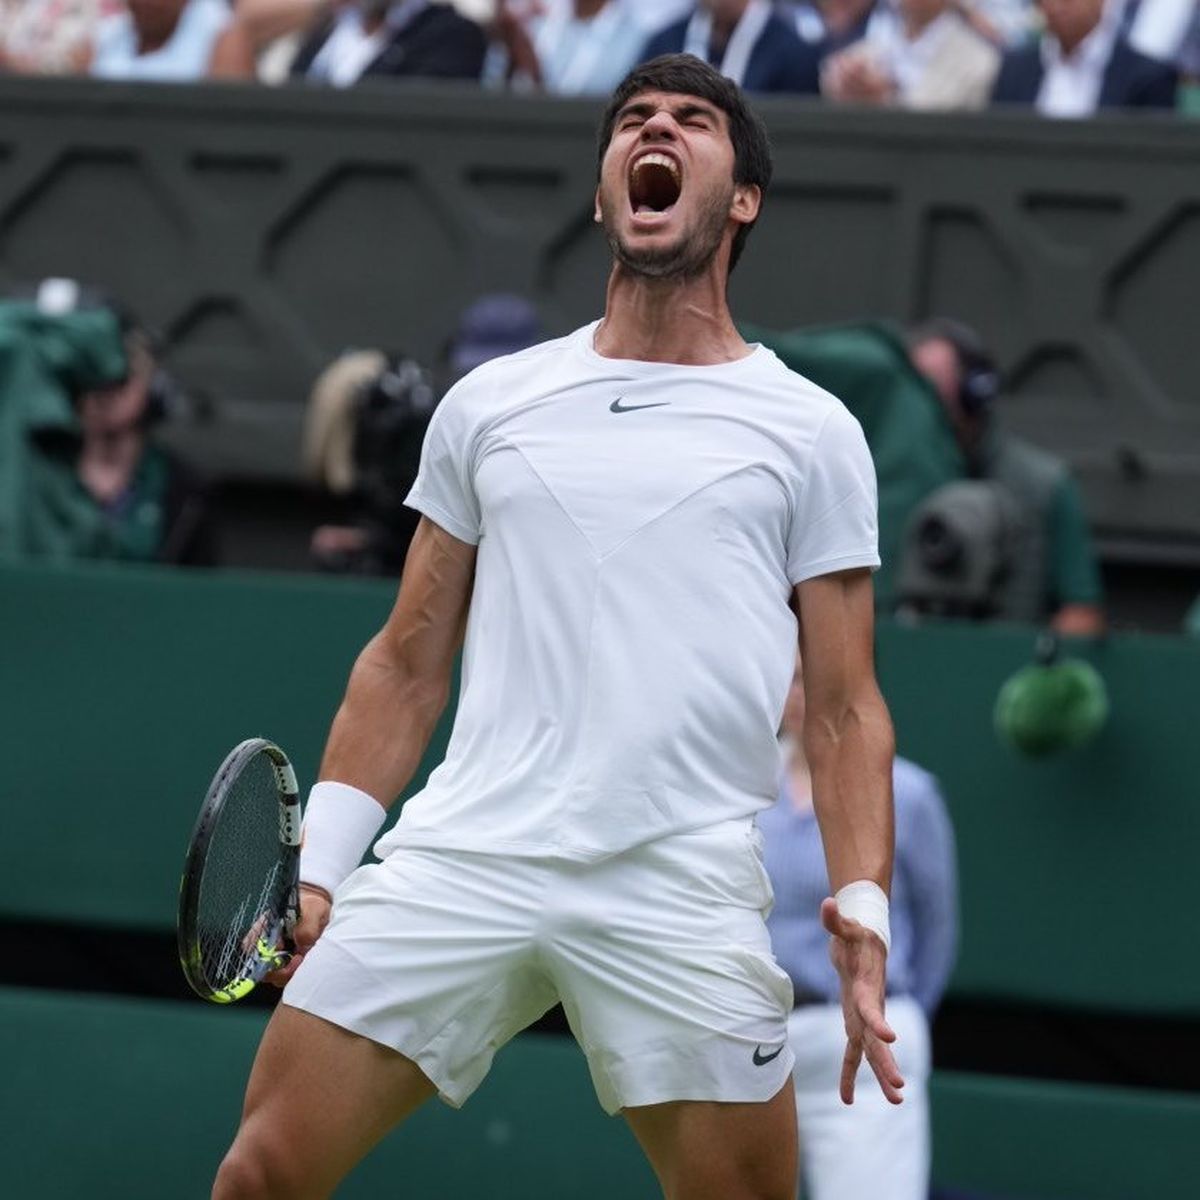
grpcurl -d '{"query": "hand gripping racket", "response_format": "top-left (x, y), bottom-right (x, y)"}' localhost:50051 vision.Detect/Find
top-left (178, 739), bottom-right (302, 1004)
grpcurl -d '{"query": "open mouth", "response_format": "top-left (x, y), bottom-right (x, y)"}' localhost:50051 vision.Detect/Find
top-left (629, 152), bottom-right (682, 217)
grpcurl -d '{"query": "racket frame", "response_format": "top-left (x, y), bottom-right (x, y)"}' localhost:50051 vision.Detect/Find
top-left (177, 738), bottom-right (301, 1004)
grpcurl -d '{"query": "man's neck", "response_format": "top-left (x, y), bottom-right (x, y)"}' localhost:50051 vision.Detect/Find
top-left (593, 265), bottom-right (750, 365)
top-left (1057, 29), bottom-right (1091, 58)
top-left (136, 21), bottom-right (178, 56)
top-left (574, 0), bottom-right (608, 18)
top-left (902, 9), bottom-right (942, 41)
top-left (710, 1), bottom-right (751, 53)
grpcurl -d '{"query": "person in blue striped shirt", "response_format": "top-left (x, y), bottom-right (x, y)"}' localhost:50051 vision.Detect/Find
top-left (760, 660), bottom-right (958, 1200)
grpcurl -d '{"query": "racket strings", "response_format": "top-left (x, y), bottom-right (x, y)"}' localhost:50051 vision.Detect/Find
top-left (196, 754), bottom-right (289, 989)
top-left (211, 860), bottom-right (282, 985)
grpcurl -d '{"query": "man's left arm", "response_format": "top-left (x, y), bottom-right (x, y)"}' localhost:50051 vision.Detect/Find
top-left (795, 566), bottom-right (904, 1105)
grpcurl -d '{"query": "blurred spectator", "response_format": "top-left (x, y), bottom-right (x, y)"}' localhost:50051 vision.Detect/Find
top-left (209, 0), bottom-right (326, 81)
top-left (442, 291), bottom-right (542, 388)
top-left (289, 0), bottom-right (486, 85)
top-left (623, 0), bottom-right (693, 32)
top-left (1173, 0), bottom-right (1200, 91)
top-left (821, 0), bottom-right (1001, 109)
top-left (1126, 0), bottom-right (1197, 65)
top-left (305, 349), bottom-right (436, 573)
top-left (991, 0), bottom-right (1178, 114)
top-left (0, 0), bottom-right (121, 74)
top-left (486, 1), bottom-right (646, 94)
top-left (762, 657), bottom-right (957, 1200)
top-left (783, 0), bottom-right (880, 62)
top-left (902, 319), bottom-right (1104, 634)
top-left (639, 0), bottom-right (821, 93)
top-left (0, 281), bottom-right (217, 566)
top-left (305, 294), bottom-right (541, 575)
top-left (90, 0), bottom-right (232, 80)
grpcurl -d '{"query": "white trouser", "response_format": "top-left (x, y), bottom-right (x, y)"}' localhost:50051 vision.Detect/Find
top-left (788, 994), bottom-right (931, 1200)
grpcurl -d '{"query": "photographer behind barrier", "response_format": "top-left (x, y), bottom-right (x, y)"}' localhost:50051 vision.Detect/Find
top-left (304, 349), bottom-right (437, 576)
top-left (303, 295), bottom-right (542, 576)
top-left (898, 319), bottom-right (1104, 635)
top-left (0, 278), bottom-right (216, 567)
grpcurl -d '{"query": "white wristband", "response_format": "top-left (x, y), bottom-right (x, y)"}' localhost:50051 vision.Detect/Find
top-left (835, 880), bottom-right (891, 953)
top-left (299, 781), bottom-right (387, 898)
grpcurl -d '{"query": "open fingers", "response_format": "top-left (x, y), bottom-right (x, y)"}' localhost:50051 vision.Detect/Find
top-left (852, 985), bottom-right (897, 1045)
top-left (865, 1034), bottom-right (906, 1105)
top-left (840, 1036), bottom-right (863, 1105)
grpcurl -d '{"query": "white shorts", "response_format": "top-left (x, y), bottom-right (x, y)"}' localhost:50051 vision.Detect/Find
top-left (283, 819), bottom-right (795, 1114)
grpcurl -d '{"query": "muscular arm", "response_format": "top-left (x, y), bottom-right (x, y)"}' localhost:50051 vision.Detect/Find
top-left (318, 516), bottom-right (476, 806)
top-left (795, 567), bottom-right (895, 894)
top-left (795, 566), bottom-right (904, 1105)
top-left (269, 518), bottom-right (474, 983)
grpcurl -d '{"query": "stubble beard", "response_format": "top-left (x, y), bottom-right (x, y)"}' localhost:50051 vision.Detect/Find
top-left (601, 180), bottom-right (734, 282)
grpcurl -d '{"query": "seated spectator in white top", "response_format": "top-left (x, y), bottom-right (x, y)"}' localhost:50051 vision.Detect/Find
top-left (209, 0), bottom-right (326, 82)
top-left (991, 0), bottom-right (1178, 114)
top-left (0, 0), bottom-right (121, 74)
top-left (90, 0), bottom-right (232, 80)
top-left (822, 0), bottom-right (1001, 109)
top-left (623, 0), bottom-right (693, 32)
top-left (787, 0), bottom-right (1032, 58)
top-left (783, 0), bottom-right (879, 62)
top-left (289, 0), bottom-right (486, 85)
top-left (487, 0), bottom-right (646, 94)
top-left (1126, 0), bottom-right (1196, 66)
top-left (639, 0), bottom-right (822, 94)
top-left (1179, 3), bottom-right (1200, 82)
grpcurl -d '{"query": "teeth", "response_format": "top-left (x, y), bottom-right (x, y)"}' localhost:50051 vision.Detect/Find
top-left (631, 152), bottom-right (680, 182)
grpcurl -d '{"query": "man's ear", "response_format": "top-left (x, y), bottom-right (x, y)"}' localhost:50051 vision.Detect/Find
top-left (731, 182), bottom-right (761, 229)
top-left (593, 185), bottom-right (603, 225)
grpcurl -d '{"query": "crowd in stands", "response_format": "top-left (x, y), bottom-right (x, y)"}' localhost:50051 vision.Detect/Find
top-left (2, 0), bottom-right (1198, 115)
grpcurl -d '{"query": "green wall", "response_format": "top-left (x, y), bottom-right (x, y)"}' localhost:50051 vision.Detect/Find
top-left (2, 561), bottom-right (1198, 1197)
top-left (877, 621), bottom-right (1200, 1016)
top-left (2, 560), bottom-right (1198, 1016)
top-left (2, 987), bottom-right (1195, 1200)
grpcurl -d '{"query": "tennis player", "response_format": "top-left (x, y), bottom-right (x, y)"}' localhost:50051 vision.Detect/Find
top-left (214, 53), bottom-right (901, 1200)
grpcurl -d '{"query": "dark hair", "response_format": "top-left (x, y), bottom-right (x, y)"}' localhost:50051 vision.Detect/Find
top-left (597, 54), bottom-right (773, 272)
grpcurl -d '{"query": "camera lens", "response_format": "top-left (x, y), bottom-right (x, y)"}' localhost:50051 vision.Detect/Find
top-left (917, 515), bottom-right (962, 571)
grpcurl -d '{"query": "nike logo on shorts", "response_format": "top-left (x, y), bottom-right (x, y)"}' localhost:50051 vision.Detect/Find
top-left (752, 1044), bottom-right (784, 1066)
top-left (610, 396), bottom-right (669, 414)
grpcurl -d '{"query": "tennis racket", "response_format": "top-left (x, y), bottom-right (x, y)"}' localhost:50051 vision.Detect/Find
top-left (178, 738), bottom-right (302, 1004)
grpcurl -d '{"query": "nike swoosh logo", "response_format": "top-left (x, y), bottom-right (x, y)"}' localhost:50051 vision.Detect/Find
top-left (610, 397), bottom-right (670, 414)
top-left (752, 1045), bottom-right (784, 1066)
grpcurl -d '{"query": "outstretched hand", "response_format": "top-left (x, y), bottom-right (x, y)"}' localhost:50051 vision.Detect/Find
top-left (265, 883), bottom-right (333, 987)
top-left (821, 897), bottom-right (905, 1106)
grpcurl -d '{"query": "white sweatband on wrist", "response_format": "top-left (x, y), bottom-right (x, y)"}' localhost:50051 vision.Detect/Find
top-left (299, 781), bottom-right (387, 898)
top-left (835, 880), bottom-right (891, 953)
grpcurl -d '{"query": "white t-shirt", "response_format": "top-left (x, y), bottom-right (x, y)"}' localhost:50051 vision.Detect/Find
top-left (376, 321), bottom-right (879, 863)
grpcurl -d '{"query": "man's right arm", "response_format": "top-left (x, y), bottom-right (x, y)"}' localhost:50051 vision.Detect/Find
top-left (318, 515), bottom-right (476, 799)
top-left (273, 516), bottom-right (476, 981)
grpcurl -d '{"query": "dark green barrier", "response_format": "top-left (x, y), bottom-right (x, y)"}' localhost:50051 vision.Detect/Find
top-left (930, 1071), bottom-right (1199, 1199)
top-left (2, 562), bottom-right (1198, 1016)
top-left (0, 560), bottom-right (423, 929)
top-left (876, 621), bottom-right (1200, 1017)
top-left (0, 987), bottom-right (657, 1199)
top-left (3, 987), bottom-right (1194, 1200)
